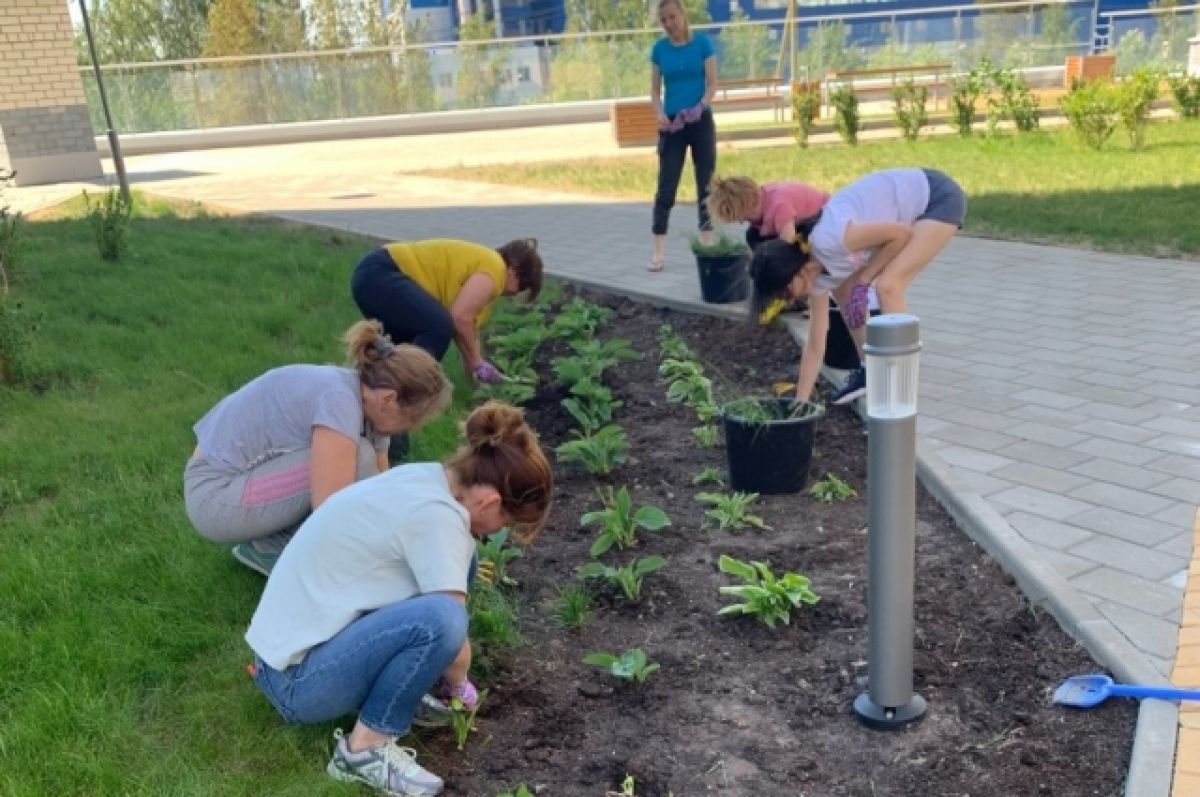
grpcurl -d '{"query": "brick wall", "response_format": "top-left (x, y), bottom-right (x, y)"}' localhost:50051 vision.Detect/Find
top-left (0, 0), bottom-right (101, 185)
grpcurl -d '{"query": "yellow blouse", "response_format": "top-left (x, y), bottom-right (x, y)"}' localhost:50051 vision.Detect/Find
top-left (384, 240), bottom-right (507, 327)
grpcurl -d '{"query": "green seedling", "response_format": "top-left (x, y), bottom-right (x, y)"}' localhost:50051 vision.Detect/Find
top-left (578, 555), bottom-right (666, 602)
top-left (692, 467), bottom-right (723, 486)
top-left (448, 688), bottom-right (488, 751)
top-left (692, 424), bottom-right (719, 448)
top-left (694, 400), bottom-right (720, 423)
top-left (473, 374), bottom-right (537, 407)
top-left (809, 473), bottom-right (857, 503)
top-left (551, 297), bottom-right (612, 339)
top-left (722, 397), bottom-right (822, 424)
top-left (581, 486), bottom-right (670, 556)
top-left (696, 491), bottom-right (770, 531)
top-left (496, 786), bottom-right (535, 797)
top-left (488, 325), bottom-right (548, 370)
top-left (562, 378), bottom-right (622, 434)
top-left (666, 372), bottom-right (714, 409)
top-left (583, 648), bottom-right (660, 684)
top-left (607, 775), bottom-right (637, 797)
top-left (658, 357), bottom-right (705, 383)
top-left (552, 582), bottom-right (592, 629)
top-left (717, 554), bottom-right (820, 628)
top-left (468, 581), bottom-right (520, 680)
top-left (657, 326), bottom-right (694, 362)
top-left (554, 424), bottom-right (629, 475)
top-left (570, 337), bottom-right (640, 371)
top-left (551, 354), bottom-right (605, 387)
top-left (487, 304), bottom-right (544, 335)
top-left (477, 528), bottom-right (522, 587)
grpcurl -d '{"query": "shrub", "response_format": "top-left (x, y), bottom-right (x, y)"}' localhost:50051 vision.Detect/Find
top-left (891, 79), bottom-right (928, 141)
top-left (84, 188), bottom-right (133, 261)
top-left (1115, 69), bottom-right (1161, 149)
top-left (1168, 74), bottom-right (1200, 118)
top-left (1059, 79), bottom-right (1119, 149)
top-left (949, 70), bottom-right (985, 137)
top-left (830, 84), bottom-right (860, 145)
top-left (791, 84), bottom-right (821, 148)
top-left (0, 169), bottom-right (22, 293)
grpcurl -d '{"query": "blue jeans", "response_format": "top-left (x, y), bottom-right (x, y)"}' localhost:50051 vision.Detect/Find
top-left (253, 594), bottom-right (468, 736)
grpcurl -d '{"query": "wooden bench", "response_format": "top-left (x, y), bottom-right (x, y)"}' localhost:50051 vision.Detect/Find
top-left (609, 100), bottom-right (659, 148)
top-left (823, 64), bottom-right (952, 115)
top-left (711, 77), bottom-right (787, 121)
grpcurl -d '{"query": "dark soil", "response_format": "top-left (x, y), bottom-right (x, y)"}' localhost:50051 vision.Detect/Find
top-left (425, 287), bottom-right (1135, 797)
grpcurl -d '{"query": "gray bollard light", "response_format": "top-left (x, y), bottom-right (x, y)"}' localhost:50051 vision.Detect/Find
top-left (853, 314), bottom-right (927, 730)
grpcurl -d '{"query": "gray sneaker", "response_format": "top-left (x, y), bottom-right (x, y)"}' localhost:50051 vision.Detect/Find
top-left (231, 529), bottom-right (294, 577)
top-left (326, 728), bottom-right (444, 796)
top-left (411, 693), bottom-right (453, 729)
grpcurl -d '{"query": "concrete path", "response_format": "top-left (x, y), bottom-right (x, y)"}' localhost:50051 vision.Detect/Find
top-left (8, 124), bottom-right (1198, 793)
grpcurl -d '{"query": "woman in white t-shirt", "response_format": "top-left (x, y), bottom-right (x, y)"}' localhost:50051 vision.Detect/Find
top-left (184, 320), bottom-right (451, 576)
top-left (747, 167), bottom-right (966, 406)
top-left (245, 402), bottom-right (553, 797)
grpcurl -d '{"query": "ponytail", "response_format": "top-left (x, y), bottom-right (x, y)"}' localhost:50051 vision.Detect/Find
top-left (343, 319), bottom-right (452, 427)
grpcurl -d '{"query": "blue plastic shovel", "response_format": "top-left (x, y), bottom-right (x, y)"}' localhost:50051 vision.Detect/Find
top-left (1053, 674), bottom-right (1200, 708)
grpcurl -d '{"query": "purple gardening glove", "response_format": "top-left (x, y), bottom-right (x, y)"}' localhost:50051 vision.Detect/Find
top-left (438, 678), bottom-right (480, 710)
top-left (473, 361), bottom-right (504, 384)
top-left (843, 281), bottom-right (870, 330)
top-left (680, 101), bottom-right (705, 124)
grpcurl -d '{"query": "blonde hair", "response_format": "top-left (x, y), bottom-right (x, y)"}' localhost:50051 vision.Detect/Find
top-left (707, 175), bottom-right (761, 225)
top-left (343, 320), bottom-right (452, 428)
top-left (447, 402), bottom-right (553, 543)
top-left (657, 0), bottom-right (690, 38)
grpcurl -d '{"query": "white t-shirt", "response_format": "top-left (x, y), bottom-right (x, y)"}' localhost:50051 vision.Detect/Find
top-left (811, 168), bottom-right (930, 295)
top-left (245, 463), bottom-right (475, 671)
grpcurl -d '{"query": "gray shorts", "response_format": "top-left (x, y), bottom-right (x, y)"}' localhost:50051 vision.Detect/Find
top-left (919, 169), bottom-right (967, 228)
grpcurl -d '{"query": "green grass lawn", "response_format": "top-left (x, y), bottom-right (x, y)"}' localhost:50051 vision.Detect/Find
top-left (425, 120), bottom-right (1200, 259)
top-left (0, 196), bottom-right (475, 796)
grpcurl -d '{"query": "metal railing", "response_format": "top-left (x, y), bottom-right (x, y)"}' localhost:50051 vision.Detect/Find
top-left (77, 0), bottom-right (1106, 134)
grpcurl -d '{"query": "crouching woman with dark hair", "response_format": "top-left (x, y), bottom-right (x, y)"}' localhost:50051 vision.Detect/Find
top-left (245, 401), bottom-right (553, 797)
top-left (747, 167), bottom-right (966, 406)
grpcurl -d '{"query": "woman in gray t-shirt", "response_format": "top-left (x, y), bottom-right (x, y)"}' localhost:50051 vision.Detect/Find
top-left (183, 320), bottom-right (452, 576)
top-left (747, 167), bottom-right (966, 406)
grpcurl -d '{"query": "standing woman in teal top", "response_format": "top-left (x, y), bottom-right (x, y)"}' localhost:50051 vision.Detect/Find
top-left (648, 0), bottom-right (717, 272)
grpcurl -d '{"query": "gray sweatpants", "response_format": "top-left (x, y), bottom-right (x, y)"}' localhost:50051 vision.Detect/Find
top-left (184, 438), bottom-right (379, 544)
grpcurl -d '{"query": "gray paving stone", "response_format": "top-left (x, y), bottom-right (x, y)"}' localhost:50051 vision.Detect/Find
top-left (941, 406), bottom-right (1016, 433)
top-left (1147, 477), bottom-right (1200, 503)
top-left (1074, 402), bottom-right (1157, 425)
top-left (933, 445), bottom-right (1014, 473)
top-left (1004, 404), bottom-right (1082, 427)
top-left (1144, 435), bottom-right (1200, 458)
top-left (1074, 371), bottom-right (1152, 391)
top-left (1068, 534), bottom-right (1186, 581)
top-left (1071, 437), bottom-right (1162, 466)
top-left (1004, 420), bottom-right (1090, 448)
top-left (1066, 507), bottom-right (1181, 546)
top-left (1029, 543), bottom-right (1101, 580)
top-left (995, 439), bottom-right (1092, 469)
top-left (1093, 601), bottom-right (1180, 661)
top-left (1070, 419), bottom-right (1159, 445)
top-left (991, 461), bottom-right (1091, 493)
top-left (1145, 454), bottom-right (1200, 481)
top-left (1007, 512), bottom-right (1094, 550)
top-left (1146, 368), bottom-right (1200, 388)
top-left (918, 382), bottom-right (964, 400)
top-left (1138, 382), bottom-right (1200, 404)
top-left (1070, 568), bottom-right (1182, 617)
top-left (924, 423), bottom-right (1019, 452)
top-left (916, 416), bottom-right (952, 435)
top-left (1155, 532), bottom-right (1196, 559)
top-left (1010, 388), bottom-right (1089, 410)
top-left (1152, 501), bottom-right (1199, 529)
top-left (1067, 458), bottom-right (1171, 491)
top-left (952, 469), bottom-right (1015, 497)
top-left (1144, 416), bottom-right (1200, 438)
top-left (1067, 482), bottom-right (1175, 517)
top-left (940, 390), bottom-right (1024, 413)
top-left (990, 485), bottom-right (1094, 520)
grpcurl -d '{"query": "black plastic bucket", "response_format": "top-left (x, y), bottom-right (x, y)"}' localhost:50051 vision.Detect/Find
top-left (696, 254), bottom-right (749, 304)
top-left (721, 398), bottom-right (823, 494)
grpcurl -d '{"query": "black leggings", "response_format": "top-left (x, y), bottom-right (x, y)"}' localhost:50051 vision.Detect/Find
top-left (652, 108), bottom-right (716, 235)
top-left (350, 248), bottom-right (453, 360)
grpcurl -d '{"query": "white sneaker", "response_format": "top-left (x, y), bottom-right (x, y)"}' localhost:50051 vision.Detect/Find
top-left (326, 728), bottom-right (444, 796)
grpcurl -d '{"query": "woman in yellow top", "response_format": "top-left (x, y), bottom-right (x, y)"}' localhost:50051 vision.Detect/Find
top-left (351, 238), bottom-right (543, 383)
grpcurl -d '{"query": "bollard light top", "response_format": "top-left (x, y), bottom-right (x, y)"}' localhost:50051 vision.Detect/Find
top-left (863, 314), bottom-right (921, 357)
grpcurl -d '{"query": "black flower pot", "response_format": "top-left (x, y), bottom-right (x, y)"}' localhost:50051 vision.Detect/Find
top-left (721, 398), bottom-right (824, 494)
top-left (695, 253), bottom-right (749, 304)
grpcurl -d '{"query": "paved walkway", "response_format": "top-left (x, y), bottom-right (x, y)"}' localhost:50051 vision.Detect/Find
top-left (8, 124), bottom-right (1199, 793)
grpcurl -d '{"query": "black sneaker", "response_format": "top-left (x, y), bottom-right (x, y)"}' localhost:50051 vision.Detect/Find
top-left (831, 366), bottom-right (866, 405)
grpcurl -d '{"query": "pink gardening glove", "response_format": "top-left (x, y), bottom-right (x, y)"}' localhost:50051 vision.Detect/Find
top-left (473, 361), bottom-right (504, 384)
top-left (844, 282), bottom-right (870, 330)
top-left (438, 678), bottom-right (479, 710)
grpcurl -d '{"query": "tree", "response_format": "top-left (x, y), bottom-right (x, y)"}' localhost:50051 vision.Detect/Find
top-left (455, 8), bottom-right (511, 109)
top-left (1036, 3), bottom-right (1081, 67)
top-left (203, 0), bottom-right (271, 125)
top-left (719, 9), bottom-right (772, 80)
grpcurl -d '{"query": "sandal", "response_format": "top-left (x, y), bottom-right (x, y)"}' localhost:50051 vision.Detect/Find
top-left (647, 257), bottom-right (665, 273)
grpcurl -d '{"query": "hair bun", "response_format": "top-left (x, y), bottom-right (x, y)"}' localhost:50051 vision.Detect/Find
top-left (465, 401), bottom-right (527, 451)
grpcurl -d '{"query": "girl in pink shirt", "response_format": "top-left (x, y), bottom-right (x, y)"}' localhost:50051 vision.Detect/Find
top-left (708, 175), bottom-right (830, 248)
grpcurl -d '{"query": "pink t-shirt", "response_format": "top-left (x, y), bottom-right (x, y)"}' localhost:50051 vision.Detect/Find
top-left (752, 182), bottom-right (831, 238)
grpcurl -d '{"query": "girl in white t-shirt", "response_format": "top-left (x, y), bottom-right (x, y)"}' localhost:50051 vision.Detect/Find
top-left (747, 167), bottom-right (966, 406)
top-left (245, 402), bottom-right (553, 797)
